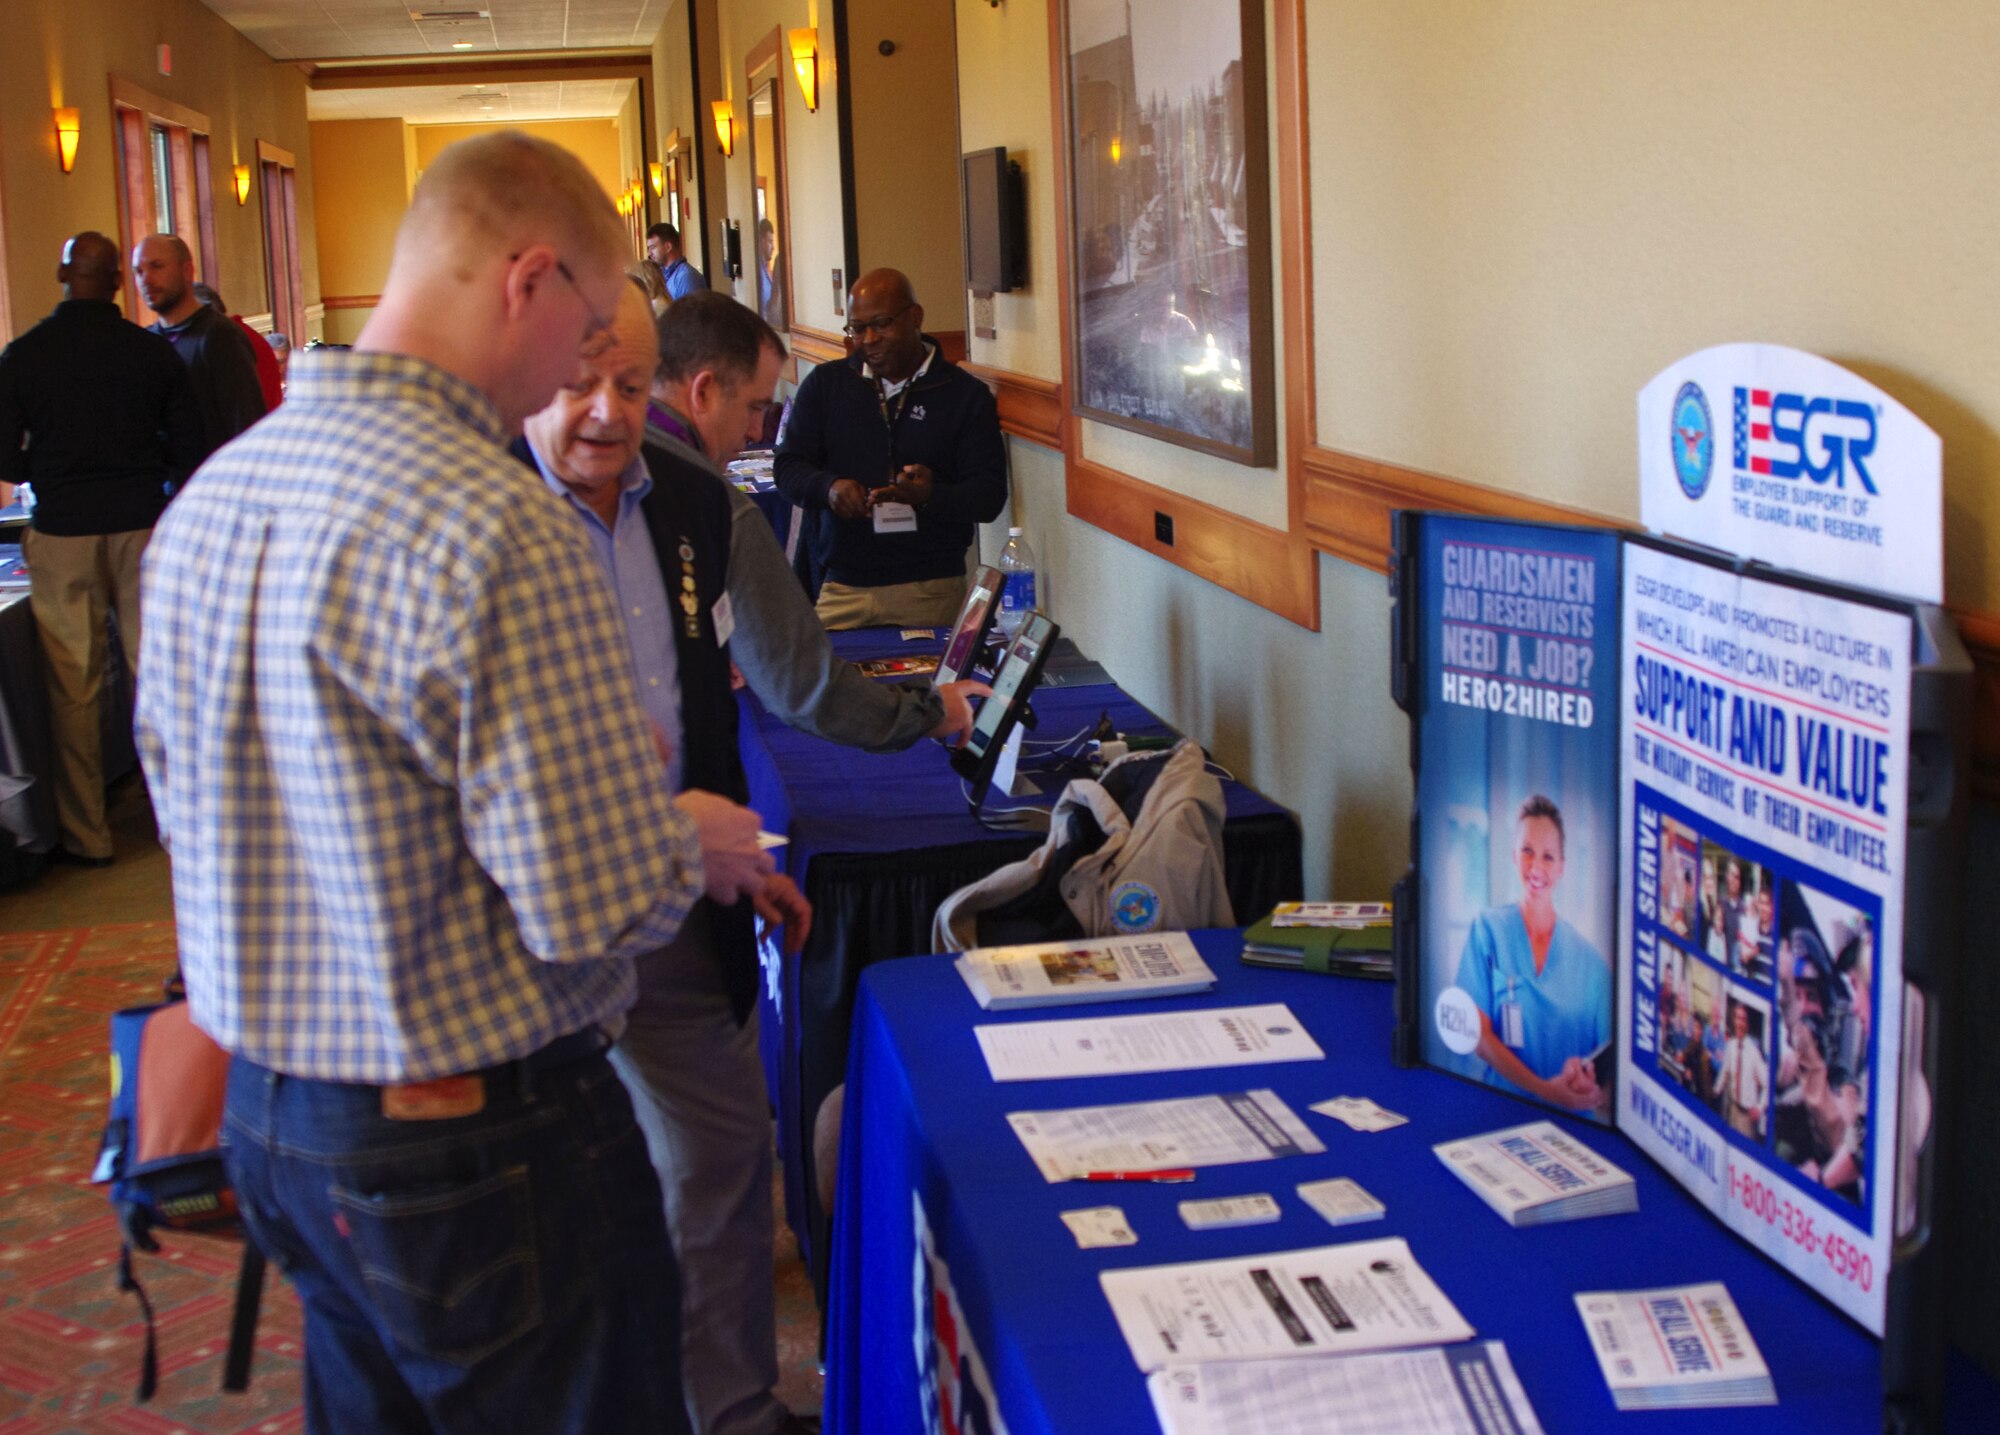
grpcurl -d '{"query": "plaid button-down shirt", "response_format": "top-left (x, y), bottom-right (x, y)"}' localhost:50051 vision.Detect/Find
top-left (136, 349), bottom-right (704, 1082)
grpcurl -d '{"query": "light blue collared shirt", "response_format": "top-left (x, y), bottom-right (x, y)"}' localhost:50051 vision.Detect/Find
top-left (530, 441), bottom-right (685, 795)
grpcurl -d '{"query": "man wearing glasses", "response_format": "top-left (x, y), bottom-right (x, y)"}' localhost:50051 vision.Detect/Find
top-left (776, 269), bottom-right (1008, 629)
top-left (135, 132), bottom-right (779, 1432)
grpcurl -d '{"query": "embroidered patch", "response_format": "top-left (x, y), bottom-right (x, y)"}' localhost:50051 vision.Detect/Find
top-left (1110, 881), bottom-right (1161, 933)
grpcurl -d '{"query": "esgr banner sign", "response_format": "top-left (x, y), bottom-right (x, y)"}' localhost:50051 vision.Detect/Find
top-left (1638, 345), bottom-right (1941, 605)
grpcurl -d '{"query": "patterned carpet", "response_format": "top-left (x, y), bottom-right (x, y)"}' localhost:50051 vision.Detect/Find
top-left (0, 922), bottom-right (823, 1432)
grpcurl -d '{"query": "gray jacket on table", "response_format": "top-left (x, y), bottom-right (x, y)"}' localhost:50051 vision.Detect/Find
top-left (933, 740), bottom-right (1233, 951)
top-left (647, 419), bottom-right (944, 750)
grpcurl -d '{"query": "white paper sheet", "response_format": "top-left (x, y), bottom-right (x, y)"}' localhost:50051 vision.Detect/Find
top-left (975, 1004), bottom-right (1324, 1083)
top-left (1007, 1090), bottom-right (1324, 1183)
top-left (1147, 1342), bottom-right (1543, 1435)
top-left (1100, 1237), bottom-right (1473, 1373)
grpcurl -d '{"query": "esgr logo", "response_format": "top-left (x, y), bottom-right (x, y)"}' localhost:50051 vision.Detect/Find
top-left (1732, 387), bottom-right (1879, 492)
top-left (1669, 381), bottom-right (1714, 499)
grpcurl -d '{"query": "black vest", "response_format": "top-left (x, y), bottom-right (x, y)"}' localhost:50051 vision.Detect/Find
top-left (511, 437), bottom-right (758, 1022)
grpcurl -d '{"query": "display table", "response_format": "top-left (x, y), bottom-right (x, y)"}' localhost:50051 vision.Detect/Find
top-left (738, 629), bottom-right (1304, 1285)
top-left (826, 930), bottom-right (1992, 1434)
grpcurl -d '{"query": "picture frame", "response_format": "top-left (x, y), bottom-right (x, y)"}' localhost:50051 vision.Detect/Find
top-left (1058, 0), bottom-right (1276, 466)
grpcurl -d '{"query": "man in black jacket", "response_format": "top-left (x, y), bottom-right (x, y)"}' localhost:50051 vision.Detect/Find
top-left (133, 234), bottom-right (266, 466)
top-left (775, 269), bottom-right (1008, 628)
top-left (0, 232), bottom-right (200, 863)
top-left (522, 284), bottom-right (817, 1435)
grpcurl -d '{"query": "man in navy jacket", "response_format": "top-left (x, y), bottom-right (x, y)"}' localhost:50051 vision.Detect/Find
top-left (775, 269), bottom-right (1007, 628)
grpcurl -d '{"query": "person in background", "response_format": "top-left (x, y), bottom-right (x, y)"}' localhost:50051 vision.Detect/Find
top-left (132, 235), bottom-right (266, 466)
top-left (0, 231), bottom-right (199, 866)
top-left (193, 283), bottom-right (284, 410)
top-left (647, 222), bottom-right (707, 301)
top-left (775, 269), bottom-right (1008, 629)
top-left (629, 259), bottom-right (672, 317)
top-left (755, 218), bottom-right (783, 326)
top-left (137, 131), bottom-right (781, 1432)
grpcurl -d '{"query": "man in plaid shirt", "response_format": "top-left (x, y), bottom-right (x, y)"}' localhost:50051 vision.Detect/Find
top-left (136, 132), bottom-right (784, 1433)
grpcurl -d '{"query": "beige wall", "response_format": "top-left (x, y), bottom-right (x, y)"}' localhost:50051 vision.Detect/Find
top-left (309, 118), bottom-right (411, 342)
top-left (1313, 0), bottom-right (2000, 618)
top-left (849, 0), bottom-right (965, 328)
top-left (651, 0), bottom-right (706, 271)
top-left (412, 119), bottom-right (626, 206)
top-left (706, 0), bottom-right (846, 334)
top-left (0, 0), bottom-right (319, 342)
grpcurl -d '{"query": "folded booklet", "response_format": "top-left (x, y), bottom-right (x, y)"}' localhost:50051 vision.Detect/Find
top-left (956, 932), bottom-right (1215, 1010)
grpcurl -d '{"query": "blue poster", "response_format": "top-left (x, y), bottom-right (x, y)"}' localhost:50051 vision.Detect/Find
top-left (1409, 517), bottom-right (1623, 1123)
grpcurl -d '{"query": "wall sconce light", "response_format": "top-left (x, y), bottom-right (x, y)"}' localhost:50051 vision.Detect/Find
top-left (1109, 136), bottom-right (1122, 165)
top-left (649, 161), bottom-right (664, 195)
top-left (232, 163), bottom-right (252, 205)
top-left (712, 99), bottom-right (735, 157)
top-left (789, 28), bottom-right (820, 112)
top-left (53, 108), bottom-right (80, 173)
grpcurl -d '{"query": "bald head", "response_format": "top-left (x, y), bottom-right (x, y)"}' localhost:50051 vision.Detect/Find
top-left (59, 232), bottom-right (121, 302)
top-left (845, 268), bottom-right (925, 381)
top-left (364, 130), bottom-right (634, 428)
top-left (133, 234), bottom-right (198, 323)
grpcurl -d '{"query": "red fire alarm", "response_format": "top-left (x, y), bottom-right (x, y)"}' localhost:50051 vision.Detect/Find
top-left (158, 44), bottom-right (173, 77)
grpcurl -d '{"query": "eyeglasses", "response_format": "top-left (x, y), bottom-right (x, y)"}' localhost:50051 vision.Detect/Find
top-left (842, 304), bottom-right (912, 341)
top-left (515, 251), bottom-right (616, 337)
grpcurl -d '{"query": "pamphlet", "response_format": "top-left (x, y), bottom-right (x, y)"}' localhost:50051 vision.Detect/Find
top-left (1574, 1283), bottom-right (1774, 1409)
top-left (1241, 910), bottom-right (1392, 979)
top-left (855, 654), bottom-right (939, 679)
top-left (975, 1004), bottom-right (1325, 1083)
top-left (956, 932), bottom-right (1216, 1011)
top-left (1147, 1342), bottom-right (1545, 1435)
top-left (1433, 1120), bottom-right (1638, 1227)
top-left (1007, 1089), bottom-right (1324, 1183)
top-left (1099, 1237), bottom-right (1473, 1372)
top-left (1269, 901), bottom-right (1392, 929)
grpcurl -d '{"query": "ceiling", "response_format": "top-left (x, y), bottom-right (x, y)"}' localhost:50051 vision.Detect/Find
top-left (202, 2), bottom-right (666, 62)
top-left (306, 77), bottom-right (635, 123)
top-left (208, 5), bottom-right (658, 126)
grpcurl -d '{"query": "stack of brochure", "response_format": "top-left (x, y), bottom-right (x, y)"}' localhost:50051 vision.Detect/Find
top-left (1574, 1283), bottom-right (1775, 1409)
top-left (1239, 902), bottom-right (1392, 979)
top-left (955, 932), bottom-right (1215, 1010)
top-left (1433, 1120), bottom-right (1638, 1226)
top-left (1147, 1342), bottom-right (1546, 1435)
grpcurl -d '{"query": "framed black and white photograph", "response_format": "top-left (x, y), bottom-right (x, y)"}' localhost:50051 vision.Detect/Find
top-left (1061, 0), bottom-right (1276, 465)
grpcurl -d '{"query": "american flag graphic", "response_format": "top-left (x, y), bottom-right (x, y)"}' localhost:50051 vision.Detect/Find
top-left (1732, 388), bottom-right (1781, 473)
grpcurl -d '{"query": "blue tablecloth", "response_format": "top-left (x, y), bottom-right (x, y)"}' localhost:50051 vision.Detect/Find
top-left (827, 930), bottom-right (1994, 1434)
top-left (738, 629), bottom-right (1304, 1289)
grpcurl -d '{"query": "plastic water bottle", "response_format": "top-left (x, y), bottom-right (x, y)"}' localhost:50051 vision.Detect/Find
top-left (996, 526), bottom-right (1039, 639)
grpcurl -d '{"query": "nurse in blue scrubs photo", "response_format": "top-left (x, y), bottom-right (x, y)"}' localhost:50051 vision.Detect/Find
top-left (1453, 794), bottom-right (1612, 1112)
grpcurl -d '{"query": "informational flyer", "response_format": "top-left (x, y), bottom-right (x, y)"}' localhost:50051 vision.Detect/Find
top-left (1006, 1089), bottom-right (1324, 1182)
top-left (1100, 1238), bottom-right (1474, 1372)
top-left (1615, 542), bottom-right (1909, 1332)
top-left (1409, 516), bottom-right (1623, 1123)
top-left (974, 1004), bottom-right (1324, 1083)
top-left (1147, 1342), bottom-right (1545, 1435)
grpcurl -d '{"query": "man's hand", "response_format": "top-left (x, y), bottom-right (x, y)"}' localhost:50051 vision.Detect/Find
top-left (672, 790), bottom-right (774, 905)
top-left (750, 871), bottom-right (813, 956)
top-left (927, 680), bottom-right (992, 747)
top-left (828, 477), bottom-right (871, 520)
top-left (873, 463), bottom-right (934, 509)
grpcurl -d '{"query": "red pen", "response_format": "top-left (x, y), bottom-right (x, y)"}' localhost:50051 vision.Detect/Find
top-left (1081, 1169), bottom-right (1196, 1183)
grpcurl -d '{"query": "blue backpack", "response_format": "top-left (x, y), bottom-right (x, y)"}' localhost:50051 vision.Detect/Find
top-left (92, 975), bottom-right (266, 1401)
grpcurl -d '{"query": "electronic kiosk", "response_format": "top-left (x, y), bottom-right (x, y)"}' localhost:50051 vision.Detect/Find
top-left (937, 564), bottom-right (1008, 685)
top-left (951, 611), bottom-right (1059, 827)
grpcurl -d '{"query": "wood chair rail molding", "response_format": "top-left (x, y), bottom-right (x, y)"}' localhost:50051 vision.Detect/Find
top-left (1304, 441), bottom-right (2000, 797)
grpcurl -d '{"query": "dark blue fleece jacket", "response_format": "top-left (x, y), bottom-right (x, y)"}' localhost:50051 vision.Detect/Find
top-left (775, 341), bottom-right (1008, 587)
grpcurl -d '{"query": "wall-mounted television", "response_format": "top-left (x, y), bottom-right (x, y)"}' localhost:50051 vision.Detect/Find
top-left (962, 146), bottom-right (1027, 294)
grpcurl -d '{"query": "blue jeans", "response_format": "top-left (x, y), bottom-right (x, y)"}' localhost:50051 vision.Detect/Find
top-left (223, 1037), bottom-right (690, 1434)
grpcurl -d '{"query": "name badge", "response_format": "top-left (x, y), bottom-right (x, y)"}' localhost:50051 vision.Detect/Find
top-left (872, 501), bottom-right (918, 534)
top-left (711, 591), bottom-right (736, 646)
